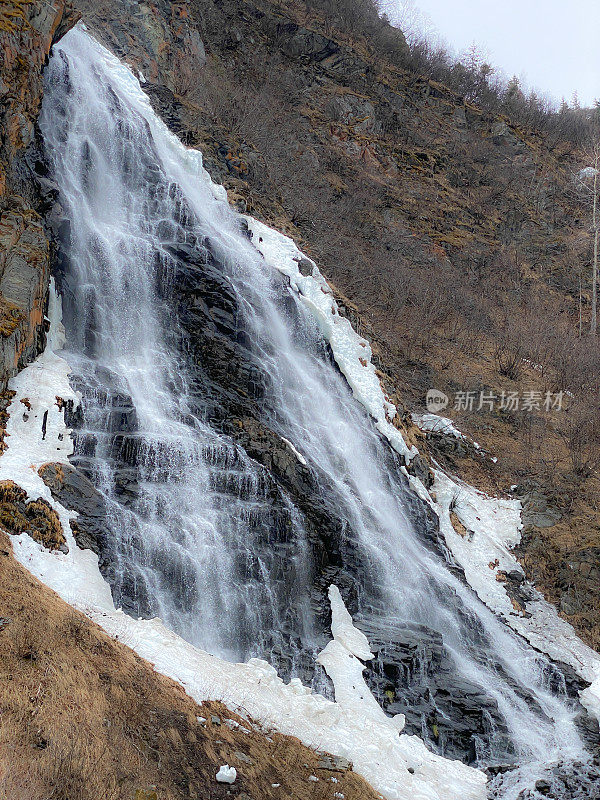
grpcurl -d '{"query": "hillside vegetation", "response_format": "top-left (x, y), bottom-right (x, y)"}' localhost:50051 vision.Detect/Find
top-left (0, 532), bottom-right (377, 799)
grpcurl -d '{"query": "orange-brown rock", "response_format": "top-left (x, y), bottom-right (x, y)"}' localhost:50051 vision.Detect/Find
top-left (0, 1), bottom-right (80, 392)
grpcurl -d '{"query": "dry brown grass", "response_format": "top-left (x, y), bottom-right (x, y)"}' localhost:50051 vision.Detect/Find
top-left (0, 481), bottom-right (64, 550)
top-left (0, 530), bottom-right (380, 800)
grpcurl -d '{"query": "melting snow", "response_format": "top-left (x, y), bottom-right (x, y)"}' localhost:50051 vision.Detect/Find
top-left (412, 413), bottom-right (482, 450)
top-left (328, 584), bottom-right (374, 661)
top-left (413, 413), bottom-right (465, 439)
top-left (281, 436), bottom-right (307, 466)
top-left (402, 467), bottom-right (600, 725)
top-left (216, 765), bottom-right (237, 784)
top-left (317, 588), bottom-right (405, 735)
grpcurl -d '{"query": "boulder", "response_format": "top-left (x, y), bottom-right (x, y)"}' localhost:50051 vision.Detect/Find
top-left (519, 489), bottom-right (562, 528)
top-left (38, 462), bottom-right (108, 555)
top-left (274, 22), bottom-right (338, 62)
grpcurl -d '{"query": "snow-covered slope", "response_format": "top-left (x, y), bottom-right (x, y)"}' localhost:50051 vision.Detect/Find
top-left (402, 465), bottom-right (600, 725)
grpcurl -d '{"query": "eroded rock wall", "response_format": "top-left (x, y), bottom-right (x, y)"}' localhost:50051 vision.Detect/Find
top-left (0, 1), bottom-right (79, 392)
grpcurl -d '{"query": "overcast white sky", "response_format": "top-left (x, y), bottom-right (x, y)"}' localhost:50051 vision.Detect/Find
top-left (391, 0), bottom-right (599, 107)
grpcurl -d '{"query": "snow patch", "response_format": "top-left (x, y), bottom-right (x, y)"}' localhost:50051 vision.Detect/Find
top-left (318, 586), bottom-right (404, 733)
top-left (4, 280), bottom-right (114, 612)
top-left (216, 765), bottom-right (237, 784)
top-left (434, 471), bottom-right (523, 615)
top-left (412, 413), bottom-right (481, 450)
top-left (281, 436), bottom-right (307, 466)
top-left (328, 584), bottom-right (374, 661)
top-left (425, 469), bottom-right (600, 724)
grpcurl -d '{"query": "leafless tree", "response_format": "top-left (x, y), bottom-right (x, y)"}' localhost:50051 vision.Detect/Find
top-left (575, 141), bottom-right (600, 335)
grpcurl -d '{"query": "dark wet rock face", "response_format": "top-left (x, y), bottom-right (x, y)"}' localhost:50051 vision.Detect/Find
top-left (359, 617), bottom-right (512, 763)
top-left (38, 462), bottom-right (109, 556)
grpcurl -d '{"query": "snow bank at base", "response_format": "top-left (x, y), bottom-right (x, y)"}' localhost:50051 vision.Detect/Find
top-left (5, 286), bottom-right (486, 800)
top-left (403, 467), bottom-right (600, 724)
top-left (246, 217), bottom-right (417, 464)
top-left (90, 585), bottom-right (485, 800)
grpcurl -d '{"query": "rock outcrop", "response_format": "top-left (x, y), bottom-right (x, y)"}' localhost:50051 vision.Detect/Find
top-left (0, 1), bottom-right (79, 391)
top-left (71, 0), bottom-right (205, 93)
top-left (38, 461), bottom-right (108, 554)
top-left (0, 478), bottom-right (65, 550)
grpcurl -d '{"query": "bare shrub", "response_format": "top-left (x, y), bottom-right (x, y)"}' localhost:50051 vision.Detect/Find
top-left (559, 396), bottom-right (600, 479)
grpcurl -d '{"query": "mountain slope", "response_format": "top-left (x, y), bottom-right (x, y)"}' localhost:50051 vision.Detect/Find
top-left (0, 531), bottom-right (379, 800)
top-left (0, 0), bottom-right (599, 796)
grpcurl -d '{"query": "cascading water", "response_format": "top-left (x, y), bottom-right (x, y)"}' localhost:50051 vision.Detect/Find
top-left (39, 27), bottom-right (596, 798)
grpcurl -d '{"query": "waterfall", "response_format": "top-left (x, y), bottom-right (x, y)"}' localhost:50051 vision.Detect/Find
top-left (39, 27), bottom-right (594, 798)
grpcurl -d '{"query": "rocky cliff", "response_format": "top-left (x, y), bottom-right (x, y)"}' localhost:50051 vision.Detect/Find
top-left (0, 1), bottom-right (78, 398)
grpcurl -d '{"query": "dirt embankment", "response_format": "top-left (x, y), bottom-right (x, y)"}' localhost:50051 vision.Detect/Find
top-left (0, 531), bottom-right (378, 800)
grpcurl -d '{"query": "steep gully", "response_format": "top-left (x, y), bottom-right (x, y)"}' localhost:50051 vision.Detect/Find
top-left (18, 26), bottom-right (599, 798)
